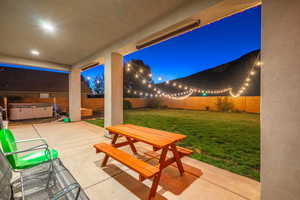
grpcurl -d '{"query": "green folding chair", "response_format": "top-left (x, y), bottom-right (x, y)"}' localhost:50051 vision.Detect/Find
top-left (0, 128), bottom-right (58, 170)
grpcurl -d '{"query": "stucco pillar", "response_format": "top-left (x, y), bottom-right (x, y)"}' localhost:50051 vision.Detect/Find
top-left (262, 1), bottom-right (300, 200)
top-left (104, 52), bottom-right (123, 136)
top-left (69, 68), bottom-right (81, 121)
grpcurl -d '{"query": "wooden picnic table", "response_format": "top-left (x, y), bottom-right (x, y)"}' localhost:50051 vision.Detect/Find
top-left (94, 124), bottom-right (192, 199)
top-left (106, 124), bottom-right (189, 171)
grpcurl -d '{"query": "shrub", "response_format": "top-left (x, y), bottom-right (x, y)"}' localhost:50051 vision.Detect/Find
top-left (123, 100), bottom-right (132, 109)
top-left (216, 97), bottom-right (234, 112)
top-left (147, 98), bottom-right (163, 108)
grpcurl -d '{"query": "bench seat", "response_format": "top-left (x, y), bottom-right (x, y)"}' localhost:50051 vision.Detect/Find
top-left (153, 145), bottom-right (193, 156)
top-left (94, 143), bottom-right (159, 179)
top-left (176, 146), bottom-right (193, 156)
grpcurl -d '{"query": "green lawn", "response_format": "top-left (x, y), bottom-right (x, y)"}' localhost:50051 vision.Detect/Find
top-left (86, 109), bottom-right (260, 181)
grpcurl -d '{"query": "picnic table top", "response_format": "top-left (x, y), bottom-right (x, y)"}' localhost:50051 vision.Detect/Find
top-left (106, 124), bottom-right (186, 148)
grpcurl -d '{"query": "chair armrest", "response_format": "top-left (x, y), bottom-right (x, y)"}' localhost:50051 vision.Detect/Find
top-left (16, 138), bottom-right (48, 145)
top-left (51, 183), bottom-right (81, 200)
top-left (4, 144), bottom-right (49, 156)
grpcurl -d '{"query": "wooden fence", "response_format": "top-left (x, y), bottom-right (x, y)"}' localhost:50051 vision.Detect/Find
top-left (8, 96), bottom-right (260, 113)
top-left (161, 96), bottom-right (260, 113)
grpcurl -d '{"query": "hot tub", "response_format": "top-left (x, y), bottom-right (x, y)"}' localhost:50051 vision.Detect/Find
top-left (9, 103), bottom-right (53, 120)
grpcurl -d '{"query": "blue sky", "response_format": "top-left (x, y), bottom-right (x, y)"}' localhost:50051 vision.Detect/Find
top-left (1, 6), bottom-right (261, 84)
top-left (83, 6), bottom-right (261, 83)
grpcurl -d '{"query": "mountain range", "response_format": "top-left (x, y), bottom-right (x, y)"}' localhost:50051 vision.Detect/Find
top-left (157, 50), bottom-right (261, 96)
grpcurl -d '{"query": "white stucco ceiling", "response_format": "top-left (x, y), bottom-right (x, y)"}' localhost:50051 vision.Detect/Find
top-left (0, 0), bottom-right (190, 66)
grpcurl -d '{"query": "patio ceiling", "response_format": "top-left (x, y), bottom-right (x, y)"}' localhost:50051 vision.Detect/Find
top-left (0, 0), bottom-right (190, 65)
top-left (0, 0), bottom-right (261, 71)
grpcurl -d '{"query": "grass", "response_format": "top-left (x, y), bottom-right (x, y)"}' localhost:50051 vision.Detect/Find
top-left (86, 109), bottom-right (260, 181)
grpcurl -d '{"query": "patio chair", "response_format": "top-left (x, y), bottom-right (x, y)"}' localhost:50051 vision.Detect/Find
top-left (0, 128), bottom-right (58, 170)
top-left (0, 148), bottom-right (89, 200)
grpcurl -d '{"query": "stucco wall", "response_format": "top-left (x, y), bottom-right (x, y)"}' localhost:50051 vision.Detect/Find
top-left (262, 1), bottom-right (300, 199)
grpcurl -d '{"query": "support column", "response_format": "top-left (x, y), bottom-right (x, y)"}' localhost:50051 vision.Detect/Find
top-left (262, 1), bottom-right (300, 199)
top-left (69, 68), bottom-right (81, 121)
top-left (104, 52), bottom-right (123, 135)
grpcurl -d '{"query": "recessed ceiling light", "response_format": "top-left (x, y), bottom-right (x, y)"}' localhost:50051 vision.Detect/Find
top-left (40, 20), bottom-right (55, 33)
top-left (31, 50), bottom-right (40, 56)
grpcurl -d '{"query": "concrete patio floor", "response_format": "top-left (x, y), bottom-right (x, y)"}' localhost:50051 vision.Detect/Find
top-left (9, 121), bottom-right (260, 200)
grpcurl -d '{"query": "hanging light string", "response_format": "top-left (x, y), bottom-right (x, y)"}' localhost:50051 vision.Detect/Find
top-left (169, 89), bottom-right (194, 100)
top-left (125, 62), bottom-right (196, 99)
top-left (126, 87), bottom-right (194, 100)
top-left (229, 55), bottom-right (261, 97)
top-left (125, 62), bottom-right (232, 98)
top-left (125, 56), bottom-right (261, 99)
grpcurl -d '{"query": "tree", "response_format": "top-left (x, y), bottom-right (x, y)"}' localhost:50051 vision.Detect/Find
top-left (81, 75), bottom-right (93, 94)
top-left (93, 72), bottom-right (104, 95)
top-left (124, 59), bottom-right (154, 97)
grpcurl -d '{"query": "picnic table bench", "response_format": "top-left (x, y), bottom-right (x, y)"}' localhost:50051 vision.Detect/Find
top-left (94, 124), bottom-right (192, 200)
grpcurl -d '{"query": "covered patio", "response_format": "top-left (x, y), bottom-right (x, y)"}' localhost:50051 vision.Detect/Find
top-left (9, 121), bottom-right (260, 200)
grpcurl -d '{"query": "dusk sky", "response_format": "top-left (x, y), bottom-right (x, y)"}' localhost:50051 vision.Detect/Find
top-left (83, 5), bottom-right (261, 83)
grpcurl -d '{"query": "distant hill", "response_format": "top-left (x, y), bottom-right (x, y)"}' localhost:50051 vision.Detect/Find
top-left (158, 50), bottom-right (261, 96)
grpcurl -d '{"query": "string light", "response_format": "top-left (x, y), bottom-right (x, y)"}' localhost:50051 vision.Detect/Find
top-left (124, 55), bottom-right (260, 99)
top-left (256, 61), bottom-right (261, 66)
top-left (229, 56), bottom-right (260, 97)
